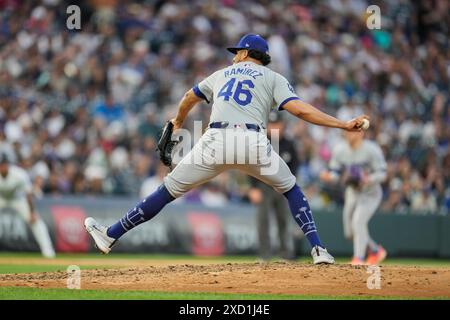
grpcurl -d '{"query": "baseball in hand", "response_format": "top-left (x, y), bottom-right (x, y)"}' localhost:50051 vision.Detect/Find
top-left (360, 119), bottom-right (370, 130)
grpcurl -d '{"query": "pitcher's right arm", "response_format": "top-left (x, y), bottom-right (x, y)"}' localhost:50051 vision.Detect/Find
top-left (272, 72), bottom-right (368, 131)
top-left (283, 100), bottom-right (368, 132)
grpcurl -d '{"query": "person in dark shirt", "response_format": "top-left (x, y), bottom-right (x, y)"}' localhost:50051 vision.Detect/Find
top-left (248, 112), bottom-right (299, 261)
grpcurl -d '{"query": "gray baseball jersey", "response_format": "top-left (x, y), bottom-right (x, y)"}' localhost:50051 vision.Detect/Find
top-left (193, 61), bottom-right (299, 127)
top-left (0, 165), bottom-right (33, 221)
top-left (329, 139), bottom-right (387, 191)
top-left (164, 61), bottom-right (299, 198)
top-left (0, 165), bottom-right (32, 200)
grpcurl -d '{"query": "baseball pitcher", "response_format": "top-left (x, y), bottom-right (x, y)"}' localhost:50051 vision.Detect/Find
top-left (320, 130), bottom-right (387, 265)
top-left (85, 34), bottom-right (369, 264)
top-left (0, 153), bottom-right (55, 258)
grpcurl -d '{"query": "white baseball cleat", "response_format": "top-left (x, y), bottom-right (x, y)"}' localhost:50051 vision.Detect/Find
top-left (84, 217), bottom-right (117, 254)
top-left (311, 246), bottom-right (335, 265)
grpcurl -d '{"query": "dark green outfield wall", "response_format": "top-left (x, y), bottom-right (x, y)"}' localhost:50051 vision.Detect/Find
top-left (301, 210), bottom-right (449, 258)
top-left (0, 197), bottom-right (448, 258)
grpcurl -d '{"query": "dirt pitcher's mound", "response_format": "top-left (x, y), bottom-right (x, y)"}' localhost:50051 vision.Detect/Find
top-left (1, 262), bottom-right (449, 298)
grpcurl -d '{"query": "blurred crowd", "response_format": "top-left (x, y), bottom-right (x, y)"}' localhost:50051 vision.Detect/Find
top-left (0, 0), bottom-right (448, 214)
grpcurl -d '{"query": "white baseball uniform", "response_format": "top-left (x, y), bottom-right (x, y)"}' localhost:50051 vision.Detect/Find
top-left (0, 165), bottom-right (33, 221)
top-left (328, 139), bottom-right (387, 258)
top-left (0, 165), bottom-right (55, 258)
top-left (164, 61), bottom-right (298, 198)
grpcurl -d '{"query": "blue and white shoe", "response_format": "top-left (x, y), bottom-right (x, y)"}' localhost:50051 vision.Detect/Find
top-left (311, 246), bottom-right (335, 265)
top-left (84, 217), bottom-right (117, 254)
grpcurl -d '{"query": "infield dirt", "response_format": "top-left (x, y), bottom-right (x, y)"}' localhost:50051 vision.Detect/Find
top-left (1, 261), bottom-right (449, 298)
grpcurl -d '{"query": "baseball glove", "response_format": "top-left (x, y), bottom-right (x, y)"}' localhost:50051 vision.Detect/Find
top-left (156, 121), bottom-right (179, 167)
top-left (345, 165), bottom-right (363, 188)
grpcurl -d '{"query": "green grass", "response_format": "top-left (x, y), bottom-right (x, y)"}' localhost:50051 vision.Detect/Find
top-left (0, 265), bottom-right (72, 274)
top-left (1, 287), bottom-right (446, 300)
top-left (0, 252), bottom-right (257, 262)
top-left (0, 265), bottom-right (104, 274)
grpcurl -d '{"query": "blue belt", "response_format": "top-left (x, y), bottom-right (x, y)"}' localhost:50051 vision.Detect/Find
top-left (209, 122), bottom-right (261, 132)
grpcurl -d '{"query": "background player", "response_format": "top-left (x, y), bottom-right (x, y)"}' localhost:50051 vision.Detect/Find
top-left (0, 153), bottom-right (55, 258)
top-left (85, 34), bottom-right (369, 264)
top-left (320, 127), bottom-right (387, 265)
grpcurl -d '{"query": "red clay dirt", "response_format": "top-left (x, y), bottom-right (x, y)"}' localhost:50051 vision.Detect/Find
top-left (1, 262), bottom-right (449, 298)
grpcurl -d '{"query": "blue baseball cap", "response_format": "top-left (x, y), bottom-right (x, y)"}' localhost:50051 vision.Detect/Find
top-left (227, 34), bottom-right (269, 55)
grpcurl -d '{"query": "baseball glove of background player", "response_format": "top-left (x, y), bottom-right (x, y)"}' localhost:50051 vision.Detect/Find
top-left (345, 165), bottom-right (363, 188)
top-left (156, 121), bottom-right (179, 167)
